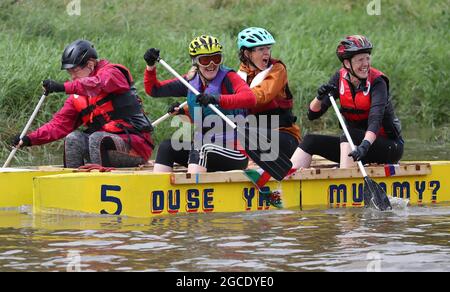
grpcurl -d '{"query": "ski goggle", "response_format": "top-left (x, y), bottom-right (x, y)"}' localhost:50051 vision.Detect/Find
top-left (195, 53), bottom-right (223, 66)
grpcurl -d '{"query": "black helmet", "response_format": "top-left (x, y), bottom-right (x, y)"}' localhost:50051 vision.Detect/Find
top-left (61, 40), bottom-right (98, 70)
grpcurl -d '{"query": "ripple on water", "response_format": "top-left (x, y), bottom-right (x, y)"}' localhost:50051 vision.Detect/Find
top-left (0, 204), bottom-right (449, 272)
top-left (113, 242), bottom-right (180, 251)
top-left (217, 241), bottom-right (265, 247)
top-left (49, 240), bottom-right (124, 247)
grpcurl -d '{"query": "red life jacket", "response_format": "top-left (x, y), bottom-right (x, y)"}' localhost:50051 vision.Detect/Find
top-left (251, 59), bottom-right (296, 127)
top-left (72, 64), bottom-right (152, 135)
top-left (339, 67), bottom-right (389, 136)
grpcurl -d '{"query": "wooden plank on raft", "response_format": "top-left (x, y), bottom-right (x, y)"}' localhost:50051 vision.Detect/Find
top-left (170, 163), bottom-right (432, 185)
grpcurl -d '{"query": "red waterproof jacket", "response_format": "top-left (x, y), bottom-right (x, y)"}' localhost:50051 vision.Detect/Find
top-left (28, 60), bottom-right (153, 161)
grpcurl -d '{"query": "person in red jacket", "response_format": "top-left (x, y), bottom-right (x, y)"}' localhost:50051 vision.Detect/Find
top-left (143, 35), bottom-right (256, 173)
top-left (11, 40), bottom-right (154, 168)
top-left (290, 35), bottom-right (404, 169)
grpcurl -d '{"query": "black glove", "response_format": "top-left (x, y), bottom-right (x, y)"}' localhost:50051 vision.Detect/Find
top-left (11, 134), bottom-right (31, 148)
top-left (144, 48), bottom-right (160, 66)
top-left (349, 140), bottom-right (371, 162)
top-left (317, 84), bottom-right (338, 101)
top-left (42, 79), bottom-right (65, 95)
top-left (168, 102), bottom-right (185, 115)
top-left (196, 93), bottom-right (220, 107)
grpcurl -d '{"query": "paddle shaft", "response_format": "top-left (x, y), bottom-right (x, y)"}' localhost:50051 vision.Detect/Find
top-left (328, 94), bottom-right (369, 177)
top-left (2, 93), bottom-right (47, 168)
top-left (158, 59), bottom-right (237, 130)
top-left (151, 101), bottom-right (188, 127)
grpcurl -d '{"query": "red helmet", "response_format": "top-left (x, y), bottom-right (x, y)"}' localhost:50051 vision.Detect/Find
top-left (336, 35), bottom-right (373, 62)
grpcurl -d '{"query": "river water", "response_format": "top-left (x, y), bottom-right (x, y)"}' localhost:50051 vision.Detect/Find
top-left (0, 204), bottom-right (448, 272)
top-left (0, 128), bottom-right (449, 272)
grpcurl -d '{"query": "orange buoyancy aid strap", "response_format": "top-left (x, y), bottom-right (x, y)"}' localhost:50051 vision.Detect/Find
top-left (72, 94), bottom-right (89, 112)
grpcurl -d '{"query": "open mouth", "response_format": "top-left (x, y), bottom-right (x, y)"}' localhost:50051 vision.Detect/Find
top-left (205, 65), bottom-right (218, 72)
top-left (358, 67), bottom-right (369, 75)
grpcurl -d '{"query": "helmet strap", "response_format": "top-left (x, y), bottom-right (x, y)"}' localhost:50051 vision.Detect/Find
top-left (344, 59), bottom-right (366, 84)
top-left (193, 63), bottom-right (212, 85)
top-left (244, 49), bottom-right (266, 71)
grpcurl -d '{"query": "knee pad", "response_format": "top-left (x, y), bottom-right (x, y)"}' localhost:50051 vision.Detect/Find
top-left (100, 136), bottom-right (117, 152)
top-left (65, 131), bottom-right (84, 145)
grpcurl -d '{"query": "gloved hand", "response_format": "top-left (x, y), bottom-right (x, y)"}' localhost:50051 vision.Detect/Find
top-left (317, 84), bottom-right (338, 101)
top-left (168, 102), bottom-right (185, 115)
top-left (196, 93), bottom-right (220, 107)
top-left (42, 79), bottom-right (65, 95)
top-left (349, 140), bottom-right (371, 161)
top-left (144, 48), bottom-right (160, 66)
top-left (10, 134), bottom-right (31, 148)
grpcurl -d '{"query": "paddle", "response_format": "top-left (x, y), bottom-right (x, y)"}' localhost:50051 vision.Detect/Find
top-left (157, 58), bottom-right (293, 181)
top-left (151, 101), bottom-right (188, 127)
top-left (328, 94), bottom-right (392, 211)
top-left (2, 93), bottom-right (48, 168)
top-left (2, 84), bottom-right (186, 168)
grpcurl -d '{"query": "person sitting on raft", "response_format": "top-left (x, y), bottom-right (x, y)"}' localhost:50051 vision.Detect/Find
top-left (11, 40), bottom-right (154, 168)
top-left (290, 35), bottom-right (404, 169)
top-left (143, 35), bottom-right (257, 173)
top-left (236, 27), bottom-right (301, 177)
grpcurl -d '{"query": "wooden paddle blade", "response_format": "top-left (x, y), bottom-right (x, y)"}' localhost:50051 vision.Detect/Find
top-left (363, 177), bottom-right (392, 211)
top-left (236, 126), bottom-right (292, 181)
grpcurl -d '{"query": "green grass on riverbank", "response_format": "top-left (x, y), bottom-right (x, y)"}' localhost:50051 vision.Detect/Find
top-left (0, 0), bottom-right (448, 165)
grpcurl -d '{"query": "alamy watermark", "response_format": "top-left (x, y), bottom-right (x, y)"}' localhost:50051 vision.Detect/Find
top-left (170, 109), bottom-right (281, 162)
top-left (367, 0), bottom-right (381, 16)
top-left (67, 0), bottom-right (81, 16)
top-left (366, 252), bottom-right (382, 272)
top-left (66, 250), bottom-right (81, 272)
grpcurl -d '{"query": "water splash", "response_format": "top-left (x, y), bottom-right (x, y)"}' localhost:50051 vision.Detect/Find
top-left (389, 197), bottom-right (410, 210)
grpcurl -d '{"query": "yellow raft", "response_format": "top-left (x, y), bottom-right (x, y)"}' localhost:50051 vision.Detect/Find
top-left (29, 161), bottom-right (449, 218)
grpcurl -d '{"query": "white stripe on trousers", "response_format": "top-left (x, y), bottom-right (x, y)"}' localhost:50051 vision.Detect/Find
top-left (198, 143), bottom-right (247, 168)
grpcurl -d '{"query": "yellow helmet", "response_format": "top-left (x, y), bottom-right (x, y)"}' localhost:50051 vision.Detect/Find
top-left (189, 35), bottom-right (223, 57)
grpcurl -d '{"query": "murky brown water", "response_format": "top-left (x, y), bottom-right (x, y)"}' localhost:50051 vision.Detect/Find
top-left (0, 204), bottom-right (448, 272)
top-left (0, 127), bottom-right (448, 272)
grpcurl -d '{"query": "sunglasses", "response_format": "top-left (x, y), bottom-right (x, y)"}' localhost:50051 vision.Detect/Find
top-left (196, 53), bottom-right (223, 66)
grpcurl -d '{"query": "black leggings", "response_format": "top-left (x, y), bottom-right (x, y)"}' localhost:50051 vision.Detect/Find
top-left (155, 131), bottom-right (299, 172)
top-left (155, 139), bottom-right (248, 172)
top-left (278, 131), bottom-right (300, 160)
top-left (299, 128), bottom-right (404, 164)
